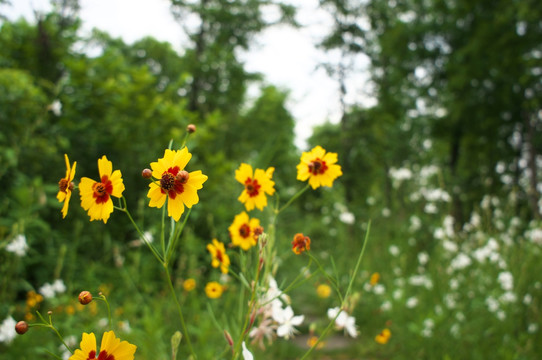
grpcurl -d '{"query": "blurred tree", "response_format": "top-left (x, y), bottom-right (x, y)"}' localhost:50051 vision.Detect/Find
top-left (169, 0), bottom-right (296, 117)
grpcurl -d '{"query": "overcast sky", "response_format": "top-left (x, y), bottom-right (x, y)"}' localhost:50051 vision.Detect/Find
top-left (2, 0), bottom-right (371, 149)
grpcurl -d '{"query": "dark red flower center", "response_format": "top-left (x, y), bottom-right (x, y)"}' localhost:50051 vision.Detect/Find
top-left (216, 249), bottom-right (223, 263)
top-left (244, 178), bottom-right (260, 197)
top-left (58, 178), bottom-right (69, 193)
top-left (160, 166), bottom-right (185, 199)
top-left (92, 176), bottom-right (113, 204)
top-left (308, 159), bottom-right (328, 175)
top-left (239, 224), bottom-right (251, 238)
top-left (86, 350), bottom-right (115, 360)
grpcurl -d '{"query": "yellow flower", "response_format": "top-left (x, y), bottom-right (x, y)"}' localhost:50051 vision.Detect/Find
top-left (307, 336), bottom-right (325, 349)
top-left (147, 148), bottom-right (208, 221)
top-left (235, 163), bottom-right (275, 211)
top-left (207, 239), bottom-right (230, 274)
top-left (69, 331), bottom-right (136, 360)
top-left (57, 154), bottom-right (77, 218)
top-left (296, 146), bottom-right (342, 189)
top-left (205, 281), bottom-right (224, 299)
top-left (183, 278), bottom-right (196, 292)
top-left (316, 284), bottom-right (331, 299)
top-left (370, 272), bottom-right (380, 286)
top-left (26, 291), bottom-right (44, 308)
top-left (228, 212), bottom-right (261, 251)
top-left (375, 328), bottom-right (391, 344)
top-left (79, 156), bottom-right (124, 223)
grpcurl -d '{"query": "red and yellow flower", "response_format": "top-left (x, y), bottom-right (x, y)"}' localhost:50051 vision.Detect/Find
top-left (228, 212), bottom-right (261, 251)
top-left (235, 163), bottom-right (275, 211)
top-left (57, 154), bottom-right (77, 218)
top-left (79, 156), bottom-right (124, 223)
top-left (69, 331), bottom-right (136, 360)
top-left (207, 239), bottom-right (230, 274)
top-left (292, 233), bottom-right (311, 254)
top-left (147, 148), bottom-right (208, 221)
top-left (296, 146), bottom-right (342, 189)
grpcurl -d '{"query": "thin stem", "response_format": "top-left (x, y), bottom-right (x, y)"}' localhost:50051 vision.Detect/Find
top-left (164, 264), bottom-right (197, 359)
top-left (34, 311), bottom-right (73, 354)
top-left (277, 184), bottom-right (311, 214)
top-left (299, 221), bottom-right (371, 360)
top-left (95, 295), bottom-right (113, 329)
top-left (306, 252), bottom-right (343, 304)
top-left (118, 197), bottom-right (164, 264)
top-left (165, 208), bottom-right (192, 264)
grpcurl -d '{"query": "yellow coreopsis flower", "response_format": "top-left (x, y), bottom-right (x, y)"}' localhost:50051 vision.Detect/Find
top-left (207, 239), bottom-right (230, 274)
top-left (235, 163), bottom-right (275, 211)
top-left (183, 278), bottom-right (196, 292)
top-left (316, 284), bottom-right (331, 299)
top-left (205, 281), bottom-right (224, 299)
top-left (69, 331), bottom-right (136, 360)
top-left (375, 328), bottom-right (391, 344)
top-left (79, 156), bottom-right (124, 223)
top-left (57, 154), bottom-right (77, 218)
top-left (228, 212), bottom-right (261, 251)
top-left (296, 145), bottom-right (342, 189)
top-left (147, 148), bottom-right (208, 221)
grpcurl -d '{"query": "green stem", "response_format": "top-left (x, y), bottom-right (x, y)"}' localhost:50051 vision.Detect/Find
top-left (306, 252), bottom-right (343, 304)
top-left (117, 197), bottom-right (164, 264)
top-left (277, 184), bottom-right (310, 214)
top-left (164, 264), bottom-right (197, 359)
top-left (299, 221), bottom-right (371, 360)
top-left (95, 295), bottom-right (113, 329)
top-left (165, 208), bottom-right (192, 264)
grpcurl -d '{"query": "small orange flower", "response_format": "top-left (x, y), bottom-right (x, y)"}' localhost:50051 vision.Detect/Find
top-left (375, 328), bottom-right (391, 344)
top-left (292, 233), bottom-right (311, 254)
top-left (370, 272), bottom-right (380, 286)
top-left (316, 284), bottom-right (331, 299)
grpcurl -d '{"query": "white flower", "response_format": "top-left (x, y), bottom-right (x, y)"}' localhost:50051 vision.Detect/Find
top-left (273, 306), bottom-right (304, 339)
top-left (498, 271), bottom-right (514, 291)
top-left (52, 279), bottom-right (66, 294)
top-left (6, 234), bottom-right (28, 257)
top-left (409, 215), bottom-right (422, 232)
top-left (49, 99), bottom-right (62, 116)
top-left (39, 283), bottom-right (56, 299)
top-left (339, 212), bottom-right (355, 225)
top-left (424, 203), bottom-right (438, 214)
top-left (450, 253), bottom-right (471, 270)
top-left (327, 307), bottom-right (358, 338)
top-left (382, 208), bottom-right (391, 217)
top-left (406, 297), bottom-right (419, 308)
top-left (0, 316), bottom-right (17, 344)
top-left (381, 301), bottom-right (392, 311)
top-left (242, 342), bottom-right (254, 360)
top-left (389, 245), bottom-right (399, 256)
top-left (417, 252), bottom-right (429, 265)
top-left (373, 284), bottom-right (386, 295)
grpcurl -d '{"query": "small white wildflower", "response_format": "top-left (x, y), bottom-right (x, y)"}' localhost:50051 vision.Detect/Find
top-left (273, 306), bottom-right (304, 339)
top-left (49, 99), bottom-right (62, 116)
top-left (406, 297), bottom-right (418, 308)
top-left (528, 323), bottom-right (539, 334)
top-left (382, 208), bottom-right (391, 217)
top-left (455, 312), bottom-right (465, 322)
top-left (442, 240), bottom-right (458, 253)
top-left (499, 292), bottom-right (517, 304)
top-left (393, 289), bottom-right (403, 300)
top-left (6, 234), bottom-right (29, 257)
top-left (486, 297), bottom-right (499, 313)
top-left (410, 215), bottom-right (421, 232)
top-left (523, 294), bottom-right (533, 305)
top-left (449, 278), bottom-right (459, 290)
top-left (409, 275), bottom-right (433, 289)
top-left (0, 316), bottom-right (17, 344)
top-left (373, 284), bottom-right (386, 295)
top-left (52, 279), bottom-right (66, 294)
top-left (381, 301), bottom-right (392, 311)
top-left (498, 271), bottom-right (514, 291)
top-left (434, 228), bottom-right (445, 240)
top-left (450, 323), bottom-right (460, 338)
top-left (39, 283), bottom-right (56, 299)
top-left (339, 211), bottom-right (355, 225)
top-left (450, 253), bottom-right (471, 270)
top-left (424, 203), bottom-right (438, 214)
top-left (418, 252), bottom-right (429, 265)
top-left (327, 307), bottom-right (357, 338)
top-left (389, 245), bottom-right (400, 256)
top-left (496, 310), bottom-right (506, 321)
top-left (242, 342), bottom-right (254, 360)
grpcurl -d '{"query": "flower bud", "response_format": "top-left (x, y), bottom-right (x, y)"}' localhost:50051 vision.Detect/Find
top-left (223, 329), bottom-right (234, 347)
top-left (15, 321), bottom-right (28, 335)
top-left (175, 170), bottom-right (190, 184)
top-left (142, 168), bottom-right (152, 179)
top-left (187, 124), bottom-right (196, 133)
top-left (78, 291), bottom-right (93, 305)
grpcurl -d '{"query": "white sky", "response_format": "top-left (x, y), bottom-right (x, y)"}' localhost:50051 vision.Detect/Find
top-left (2, 0), bottom-right (372, 149)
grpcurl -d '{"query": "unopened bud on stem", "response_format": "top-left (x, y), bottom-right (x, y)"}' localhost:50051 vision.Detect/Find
top-left (15, 321), bottom-right (28, 335)
top-left (187, 124), bottom-right (196, 133)
top-left (78, 291), bottom-right (93, 305)
top-left (141, 169), bottom-right (152, 179)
